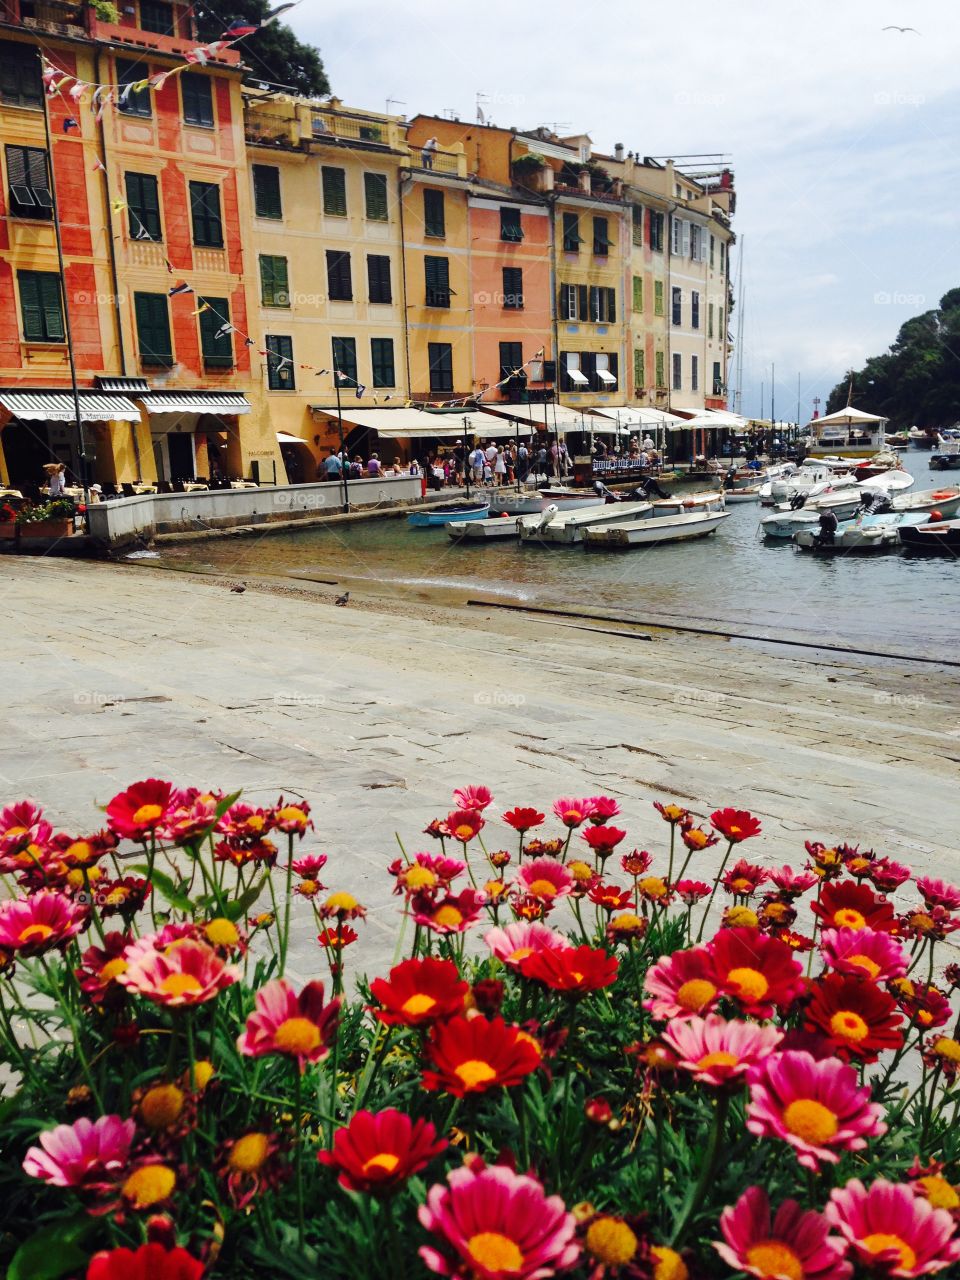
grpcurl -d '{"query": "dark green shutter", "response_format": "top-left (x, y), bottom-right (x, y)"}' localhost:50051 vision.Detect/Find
top-left (260, 255), bottom-right (289, 306)
top-left (632, 276), bottom-right (643, 312)
top-left (181, 72), bottom-right (213, 127)
top-left (199, 297), bottom-right (232, 367)
top-left (39, 273), bottom-right (64, 340)
top-left (266, 335), bottom-right (295, 390)
top-left (332, 336), bottom-right (357, 384)
top-left (364, 172), bottom-right (388, 221)
top-left (371, 338), bottom-right (395, 387)
top-left (135, 292), bottom-right (173, 366)
top-left (322, 167), bottom-right (347, 215)
top-left (253, 165), bottom-right (282, 219)
top-left (423, 189), bottom-right (445, 237)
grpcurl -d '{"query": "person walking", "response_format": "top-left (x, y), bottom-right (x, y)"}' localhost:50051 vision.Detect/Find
top-left (517, 442), bottom-right (529, 483)
top-left (494, 447), bottom-right (507, 486)
top-left (367, 452), bottom-right (381, 476)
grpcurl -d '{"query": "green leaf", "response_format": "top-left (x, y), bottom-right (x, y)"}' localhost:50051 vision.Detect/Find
top-left (222, 874), bottom-right (269, 922)
top-left (131, 863), bottom-right (193, 913)
top-left (8, 1217), bottom-right (92, 1280)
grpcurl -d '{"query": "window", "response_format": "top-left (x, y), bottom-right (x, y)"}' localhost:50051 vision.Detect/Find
top-left (502, 267), bottom-right (523, 309)
top-left (672, 352), bottom-right (682, 391)
top-left (423, 188), bottom-right (445, 237)
top-left (710, 234), bottom-right (716, 269)
top-left (6, 145), bottom-right (52, 219)
top-left (125, 172), bottom-right (161, 241)
top-left (708, 302), bottom-right (714, 339)
top-left (189, 181), bottom-right (223, 247)
top-left (562, 211), bottom-right (581, 253)
top-left (690, 224), bottom-right (702, 261)
top-left (499, 341), bottom-right (524, 381)
top-left (559, 352), bottom-right (588, 392)
top-left (691, 291), bottom-right (700, 330)
top-left (117, 59), bottom-right (152, 118)
top-left (500, 206), bottom-right (523, 242)
top-left (649, 210), bottom-right (664, 252)
top-left (720, 241), bottom-right (726, 270)
top-left (0, 39), bottom-right (42, 109)
top-left (139, 0), bottom-right (173, 34)
top-left (631, 203), bottom-right (644, 247)
top-left (632, 275), bottom-right (643, 312)
top-left (633, 348), bottom-right (644, 392)
top-left (371, 337), bottom-right (395, 387)
top-left (332, 336), bottom-right (357, 386)
top-left (199, 296), bottom-right (232, 368)
top-left (367, 254), bottom-right (392, 304)
top-left (654, 280), bottom-right (664, 317)
top-left (713, 361), bottom-right (722, 396)
top-left (691, 355), bottom-right (699, 391)
top-left (134, 292), bottom-right (173, 367)
top-left (259, 255), bottom-right (289, 307)
top-left (266, 335), bottom-right (294, 390)
top-left (671, 216), bottom-right (681, 256)
top-left (427, 342), bottom-right (453, 392)
top-left (719, 307), bottom-right (725, 338)
top-left (588, 286), bottom-right (616, 324)
top-left (593, 216), bottom-right (611, 256)
top-left (181, 72), bottom-right (213, 127)
top-left (253, 165), bottom-right (282, 219)
top-left (364, 172), bottom-right (388, 221)
top-left (671, 216), bottom-right (690, 258)
top-left (18, 270), bottom-right (63, 342)
top-left (322, 166), bottom-right (347, 216)
top-left (593, 352), bottom-right (618, 390)
top-left (671, 287), bottom-right (682, 326)
top-left (655, 350), bottom-right (665, 389)
top-left (424, 255), bottom-right (451, 308)
top-left (326, 250), bottom-right (353, 302)
top-left (559, 283), bottom-right (587, 321)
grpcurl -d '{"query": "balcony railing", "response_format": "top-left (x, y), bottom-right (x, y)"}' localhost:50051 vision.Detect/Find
top-left (408, 147), bottom-right (464, 176)
top-left (244, 99), bottom-right (405, 152)
top-left (14, 0), bottom-right (89, 35)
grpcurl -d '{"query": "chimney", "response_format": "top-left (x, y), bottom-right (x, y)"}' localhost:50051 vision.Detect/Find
top-left (614, 142), bottom-right (624, 161)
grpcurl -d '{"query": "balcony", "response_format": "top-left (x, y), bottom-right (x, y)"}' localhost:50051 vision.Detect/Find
top-left (11, 0), bottom-right (90, 36)
top-left (244, 95), bottom-right (407, 154)
top-left (91, 15), bottom-right (241, 66)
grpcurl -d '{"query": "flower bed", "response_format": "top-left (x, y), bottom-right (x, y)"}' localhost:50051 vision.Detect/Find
top-left (0, 783), bottom-right (959, 1279)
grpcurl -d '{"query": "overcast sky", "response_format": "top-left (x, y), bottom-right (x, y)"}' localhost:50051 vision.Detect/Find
top-left (298, 0), bottom-right (957, 422)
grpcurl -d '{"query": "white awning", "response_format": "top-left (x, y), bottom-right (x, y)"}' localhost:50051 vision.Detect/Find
top-left (139, 392), bottom-right (252, 416)
top-left (670, 407), bottom-right (747, 430)
top-left (312, 407), bottom-right (480, 440)
top-left (0, 390), bottom-right (141, 423)
top-left (479, 404), bottom-right (605, 432)
top-left (592, 405), bottom-right (685, 428)
top-left (277, 431), bottom-right (311, 445)
top-left (595, 370), bottom-right (617, 385)
top-left (809, 407), bottom-right (887, 429)
top-left (566, 369), bottom-right (589, 385)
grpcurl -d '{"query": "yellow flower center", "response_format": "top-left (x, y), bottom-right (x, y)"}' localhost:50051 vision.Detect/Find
top-left (140, 1083), bottom-right (185, 1130)
top-left (696, 1051), bottom-right (739, 1071)
top-left (918, 1175), bottom-right (960, 1211)
top-left (100, 957), bottom-right (128, 983)
top-left (276, 806), bottom-right (307, 825)
top-left (453, 824), bottom-right (476, 841)
top-left (731, 878), bottom-right (752, 893)
top-left (508, 947), bottom-right (534, 963)
top-left (933, 1037), bottom-right (960, 1063)
top-left (661, 806), bottom-right (685, 821)
top-left (640, 876), bottom-right (667, 897)
top-left (527, 879), bottom-right (557, 898)
top-left (19, 923), bottom-right (54, 944)
top-left (274, 1016), bottom-right (322, 1055)
top-left (229, 1132), bottom-right (271, 1173)
top-left (911, 913), bottom-right (935, 932)
top-left (326, 892), bottom-right (358, 913)
top-left (833, 907), bottom-right (866, 930)
top-left (454, 1058), bottom-right (497, 1089)
top-left (298, 879), bottom-right (319, 896)
top-left (685, 830), bottom-right (709, 848)
top-left (246, 815), bottom-right (265, 832)
top-left (569, 860), bottom-right (593, 882)
top-left (467, 1232), bottom-right (524, 1272)
top-left (745, 1241), bottom-right (803, 1280)
top-left (847, 953), bottom-right (881, 979)
top-left (204, 918), bottom-right (239, 947)
top-left (433, 905), bottom-right (463, 928)
top-left (829, 1010), bottom-right (869, 1042)
top-left (159, 973), bottom-right (203, 998)
top-left (403, 866), bottom-right (438, 889)
top-left (676, 979), bottom-right (717, 1012)
top-left (610, 913), bottom-right (644, 932)
top-left (726, 907), bottom-right (759, 928)
top-left (362, 1152), bottom-right (400, 1176)
top-left (585, 1217), bottom-right (638, 1267)
top-left (122, 1164), bottom-right (176, 1208)
top-left (401, 993), bottom-right (437, 1017)
top-left (185, 1060), bottom-right (215, 1090)
top-left (725, 966), bottom-right (769, 1003)
top-left (862, 1234), bottom-right (917, 1271)
top-left (650, 1246), bottom-right (689, 1280)
top-left (782, 1098), bottom-right (838, 1145)
top-left (132, 803), bottom-right (164, 826)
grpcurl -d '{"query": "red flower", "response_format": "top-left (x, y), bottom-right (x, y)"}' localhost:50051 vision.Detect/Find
top-left (654, 801), bottom-right (690, 824)
top-left (707, 927), bottom-right (804, 1018)
top-left (319, 1108), bottom-right (446, 1194)
top-left (502, 807), bottom-right (546, 833)
top-left (105, 779), bottom-right (173, 842)
top-left (674, 879), bottom-right (712, 904)
top-left (87, 1244), bottom-right (204, 1280)
top-left (445, 809), bottom-right (484, 843)
top-left (317, 925), bottom-right (358, 950)
top-left (586, 796), bottom-right (622, 825)
top-left (721, 858), bottom-right (768, 898)
top-left (271, 798), bottom-right (312, 835)
top-left (582, 826), bottom-right (627, 857)
top-left (710, 808), bottom-right (762, 843)
top-left (890, 978), bottom-right (953, 1030)
top-left (805, 973), bottom-right (904, 1062)
top-left (422, 1016), bottom-right (542, 1096)
top-left (587, 882), bottom-right (633, 913)
top-left (369, 957), bottom-right (468, 1027)
top-left (811, 880), bottom-right (896, 934)
top-left (519, 944), bottom-right (619, 995)
top-left (621, 850), bottom-right (653, 877)
top-left (681, 825), bottom-right (720, 852)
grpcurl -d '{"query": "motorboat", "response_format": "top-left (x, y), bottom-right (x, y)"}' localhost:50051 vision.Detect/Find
top-left (930, 450), bottom-right (960, 471)
top-left (890, 485), bottom-right (960, 518)
top-left (759, 462), bottom-right (849, 507)
top-left (898, 518), bottom-right (960, 550)
top-left (408, 501), bottom-right (488, 527)
top-left (519, 500), bottom-right (653, 545)
top-left (853, 450), bottom-right (907, 479)
top-left (723, 484), bottom-right (763, 503)
top-left (793, 512), bottom-right (928, 552)
top-left (908, 426), bottom-right (936, 449)
top-left (651, 491), bottom-right (725, 515)
top-left (805, 408), bottom-right (887, 460)
top-left (885, 430), bottom-right (910, 447)
top-left (858, 468), bottom-right (914, 494)
top-left (447, 514), bottom-right (522, 540)
top-left (487, 489), bottom-right (542, 516)
top-left (537, 487), bottom-right (606, 512)
top-left (584, 510), bottom-right (728, 549)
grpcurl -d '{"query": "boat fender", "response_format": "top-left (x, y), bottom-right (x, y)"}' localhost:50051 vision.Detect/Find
top-left (929, 509), bottom-right (943, 522)
top-left (932, 491), bottom-right (952, 500)
top-left (682, 498), bottom-right (694, 508)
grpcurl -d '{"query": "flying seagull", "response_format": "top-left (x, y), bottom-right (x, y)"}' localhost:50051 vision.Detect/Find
top-left (882, 25), bottom-right (921, 33)
top-left (334, 591), bottom-right (350, 607)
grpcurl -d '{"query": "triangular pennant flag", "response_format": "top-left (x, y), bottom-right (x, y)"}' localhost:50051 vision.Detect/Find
top-left (111, 197), bottom-right (127, 214)
top-left (169, 281), bottom-right (193, 296)
top-left (191, 302), bottom-right (211, 315)
top-left (214, 323), bottom-right (235, 339)
top-left (92, 157), bottom-right (106, 173)
top-left (63, 117), bottom-right (78, 133)
top-left (244, 337), bottom-right (255, 346)
top-left (68, 81), bottom-right (86, 100)
top-left (263, 1), bottom-right (300, 25)
top-left (134, 224), bottom-right (153, 240)
top-left (163, 257), bottom-right (174, 274)
top-left (355, 384), bottom-right (366, 399)
top-left (186, 46), bottom-right (210, 65)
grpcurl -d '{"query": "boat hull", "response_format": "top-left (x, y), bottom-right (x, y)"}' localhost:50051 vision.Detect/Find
top-left (520, 501), bottom-right (653, 545)
top-left (408, 504), bottom-right (489, 527)
top-left (899, 520), bottom-right (960, 550)
top-left (930, 454), bottom-right (960, 470)
top-left (793, 513), bottom-right (927, 551)
top-left (584, 510), bottom-right (728, 549)
top-left (447, 516), bottom-right (521, 540)
top-left (537, 488), bottom-right (606, 512)
top-left (651, 492), bottom-right (725, 515)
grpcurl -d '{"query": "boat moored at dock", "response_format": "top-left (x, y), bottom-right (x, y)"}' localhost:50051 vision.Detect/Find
top-left (408, 501), bottom-right (489, 527)
top-left (446, 514), bottom-right (522, 540)
top-left (519, 501), bottom-right (653, 545)
top-left (584, 510), bottom-right (728, 549)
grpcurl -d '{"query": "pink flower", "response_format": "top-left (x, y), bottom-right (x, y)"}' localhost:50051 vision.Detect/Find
top-left (412, 888), bottom-right (487, 935)
top-left (237, 978), bottom-right (340, 1070)
top-left (484, 922), bottom-right (571, 969)
top-left (827, 1178), bottom-right (960, 1277)
top-left (452, 785), bottom-right (493, 812)
top-left (674, 879), bottom-right (712, 904)
top-left (915, 876), bottom-right (960, 912)
top-left (581, 826), bottom-right (627, 856)
top-left (0, 890), bottom-right (86, 956)
top-left (661, 1014), bottom-right (783, 1087)
top-left (418, 1159), bottom-right (580, 1278)
top-left (746, 1050), bottom-right (887, 1172)
top-left (160, 789), bottom-right (221, 843)
top-left (552, 797), bottom-right (596, 829)
top-left (767, 865), bottom-right (819, 898)
top-left (820, 927), bottom-right (908, 982)
top-left (515, 858), bottom-right (574, 904)
top-left (0, 800), bottom-right (53, 869)
top-left (291, 854), bottom-right (328, 878)
top-left (23, 1114), bottom-right (135, 1188)
top-left (586, 796), bottom-right (621, 824)
top-left (414, 852), bottom-right (467, 884)
top-left (868, 858), bottom-right (912, 893)
top-left (643, 946), bottom-right (721, 1021)
top-left (117, 939), bottom-right (238, 1007)
top-left (445, 809), bottom-right (484, 843)
top-left (715, 1186), bottom-right (851, 1280)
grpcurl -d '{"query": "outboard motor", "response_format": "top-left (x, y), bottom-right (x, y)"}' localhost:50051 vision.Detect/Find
top-left (637, 475), bottom-right (671, 500)
top-left (789, 492), bottom-right (806, 510)
top-left (593, 480), bottom-right (618, 503)
top-left (538, 503), bottom-right (559, 530)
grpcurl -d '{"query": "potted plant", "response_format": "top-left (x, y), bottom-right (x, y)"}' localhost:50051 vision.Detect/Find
top-left (15, 498), bottom-right (76, 539)
top-left (0, 501), bottom-right (17, 538)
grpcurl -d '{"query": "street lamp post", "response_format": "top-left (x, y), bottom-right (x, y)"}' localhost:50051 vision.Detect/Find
top-left (333, 371), bottom-right (349, 512)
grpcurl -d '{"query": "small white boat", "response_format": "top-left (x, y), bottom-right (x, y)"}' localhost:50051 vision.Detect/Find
top-left (584, 510), bottom-right (728, 549)
top-left (890, 485), bottom-right (960, 518)
top-left (651, 491), bottom-right (725, 515)
top-left (760, 462), bottom-right (850, 506)
top-left (793, 512), bottom-right (928, 552)
top-left (723, 485), bottom-right (762, 503)
top-left (858, 469), bottom-right (914, 494)
top-left (537, 488), bottom-right (606, 512)
top-left (447, 515), bottom-right (522, 541)
top-left (487, 489), bottom-right (542, 516)
top-left (519, 500), bottom-right (653, 545)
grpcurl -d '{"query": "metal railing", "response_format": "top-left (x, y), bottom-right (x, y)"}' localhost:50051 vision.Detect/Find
top-left (244, 102), bottom-right (400, 151)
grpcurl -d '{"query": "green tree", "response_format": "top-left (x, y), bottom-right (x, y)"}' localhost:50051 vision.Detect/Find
top-left (196, 1), bottom-right (329, 97)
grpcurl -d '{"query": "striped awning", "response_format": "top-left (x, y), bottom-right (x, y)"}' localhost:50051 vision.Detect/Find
top-left (0, 390), bottom-right (141, 423)
top-left (139, 392), bottom-right (251, 416)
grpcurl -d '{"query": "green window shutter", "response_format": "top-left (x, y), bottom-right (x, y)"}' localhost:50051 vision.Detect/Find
top-left (577, 284), bottom-right (588, 320)
top-left (0, 40), bottom-right (43, 109)
top-left (189, 181), bottom-right (222, 248)
top-left (181, 72), bottom-right (213, 127)
top-left (266, 335), bottom-right (295, 390)
top-left (18, 272), bottom-right (43, 340)
top-left (632, 275), bottom-right (643, 312)
top-left (364, 172), bottom-right (388, 221)
top-left (322, 167), bottom-right (347, 216)
top-left (199, 297), bottom-right (232, 367)
top-left (134, 292), bottom-right (173, 366)
top-left (633, 348), bottom-right (644, 389)
top-left (655, 350), bottom-right (665, 388)
top-left (260, 255), bottom-right (289, 306)
top-left (125, 172), bottom-right (161, 240)
top-left (708, 302), bottom-right (714, 339)
top-left (39, 272), bottom-right (64, 340)
top-left (423, 188), bottom-right (445, 237)
top-left (117, 58), bottom-right (152, 117)
top-left (253, 165), bottom-right (282, 219)
top-left (654, 281), bottom-right (664, 316)
top-left (371, 337), bottom-right (395, 387)
top-left (332, 336), bottom-right (357, 385)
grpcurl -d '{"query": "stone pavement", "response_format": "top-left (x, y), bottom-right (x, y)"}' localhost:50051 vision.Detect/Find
top-left (2, 556), bottom-right (958, 980)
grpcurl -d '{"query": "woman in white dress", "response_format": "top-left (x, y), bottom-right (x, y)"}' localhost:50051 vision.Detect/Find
top-left (494, 448), bottom-right (507, 486)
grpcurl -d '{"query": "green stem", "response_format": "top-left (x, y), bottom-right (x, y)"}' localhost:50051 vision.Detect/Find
top-left (40, 956), bottom-right (104, 1110)
top-left (672, 1092), bottom-right (729, 1245)
top-left (353, 1025), bottom-right (394, 1115)
top-left (280, 835), bottom-right (295, 975)
top-left (696, 841), bottom-right (735, 942)
top-left (293, 1067), bottom-right (305, 1247)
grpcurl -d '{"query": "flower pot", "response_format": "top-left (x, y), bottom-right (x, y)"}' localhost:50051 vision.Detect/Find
top-left (17, 519), bottom-right (74, 539)
top-left (0, 521), bottom-right (15, 538)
